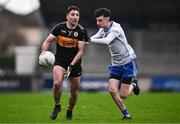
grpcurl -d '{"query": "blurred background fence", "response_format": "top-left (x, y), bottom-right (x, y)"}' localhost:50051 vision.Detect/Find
top-left (0, 0), bottom-right (180, 92)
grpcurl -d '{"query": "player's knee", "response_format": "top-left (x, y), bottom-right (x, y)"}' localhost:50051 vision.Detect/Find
top-left (108, 87), bottom-right (116, 94)
top-left (53, 81), bottom-right (61, 88)
top-left (119, 92), bottom-right (129, 99)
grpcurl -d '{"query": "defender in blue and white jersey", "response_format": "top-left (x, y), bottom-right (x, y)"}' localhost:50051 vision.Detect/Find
top-left (90, 8), bottom-right (140, 120)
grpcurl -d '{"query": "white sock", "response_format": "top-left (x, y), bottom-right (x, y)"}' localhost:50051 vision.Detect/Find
top-left (132, 82), bottom-right (136, 87)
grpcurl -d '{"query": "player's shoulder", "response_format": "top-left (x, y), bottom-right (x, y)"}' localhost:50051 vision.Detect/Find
top-left (77, 23), bottom-right (86, 31)
top-left (111, 21), bottom-right (122, 32)
top-left (53, 22), bottom-right (66, 28)
top-left (112, 21), bottom-right (121, 29)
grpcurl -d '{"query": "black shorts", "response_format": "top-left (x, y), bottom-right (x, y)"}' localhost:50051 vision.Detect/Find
top-left (54, 58), bottom-right (82, 77)
top-left (109, 74), bottom-right (132, 84)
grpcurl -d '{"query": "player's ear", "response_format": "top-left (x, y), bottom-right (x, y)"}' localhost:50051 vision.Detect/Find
top-left (105, 16), bottom-right (110, 21)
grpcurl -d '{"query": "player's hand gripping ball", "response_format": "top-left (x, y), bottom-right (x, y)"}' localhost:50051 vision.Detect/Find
top-left (39, 51), bottom-right (55, 68)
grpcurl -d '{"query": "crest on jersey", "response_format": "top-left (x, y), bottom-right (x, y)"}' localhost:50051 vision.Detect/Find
top-left (74, 32), bottom-right (78, 37)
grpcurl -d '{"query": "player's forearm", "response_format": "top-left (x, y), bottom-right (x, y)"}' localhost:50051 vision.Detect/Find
top-left (90, 38), bottom-right (110, 45)
top-left (70, 51), bottom-right (84, 65)
top-left (41, 41), bottom-right (51, 52)
top-left (90, 32), bottom-right (116, 45)
top-left (70, 42), bottom-right (85, 65)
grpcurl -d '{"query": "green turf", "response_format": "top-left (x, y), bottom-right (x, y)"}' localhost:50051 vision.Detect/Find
top-left (0, 91), bottom-right (180, 123)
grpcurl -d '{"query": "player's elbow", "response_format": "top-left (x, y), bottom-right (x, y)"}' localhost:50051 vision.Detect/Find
top-left (78, 51), bottom-right (84, 56)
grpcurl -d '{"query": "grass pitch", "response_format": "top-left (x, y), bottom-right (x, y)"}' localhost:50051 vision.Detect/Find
top-left (0, 91), bottom-right (180, 123)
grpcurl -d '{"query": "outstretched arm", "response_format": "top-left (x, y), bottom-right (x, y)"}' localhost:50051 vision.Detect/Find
top-left (90, 31), bottom-right (118, 45)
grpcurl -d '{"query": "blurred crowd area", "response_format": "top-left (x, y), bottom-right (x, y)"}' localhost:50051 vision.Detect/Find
top-left (0, 0), bottom-right (180, 77)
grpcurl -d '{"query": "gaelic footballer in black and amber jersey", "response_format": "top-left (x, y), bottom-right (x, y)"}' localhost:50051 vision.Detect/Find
top-left (51, 22), bottom-right (89, 70)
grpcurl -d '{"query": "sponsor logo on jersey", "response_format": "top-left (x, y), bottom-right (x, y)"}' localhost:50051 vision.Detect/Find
top-left (61, 30), bottom-right (66, 33)
top-left (57, 36), bottom-right (79, 48)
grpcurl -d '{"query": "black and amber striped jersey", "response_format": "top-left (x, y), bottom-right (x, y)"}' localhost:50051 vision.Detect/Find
top-left (51, 22), bottom-right (89, 66)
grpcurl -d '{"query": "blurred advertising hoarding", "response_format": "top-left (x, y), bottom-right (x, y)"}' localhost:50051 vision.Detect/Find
top-left (0, 74), bottom-right (31, 92)
top-left (151, 76), bottom-right (180, 92)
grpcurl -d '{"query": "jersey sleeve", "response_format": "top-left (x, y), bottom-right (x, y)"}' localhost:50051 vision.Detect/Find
top-left (51, 24), bottom-right (60, 37)
top-left (90, 31), bottom-right (117, 45)
top-left (90, 25), bottom-right (120, 45)
top-left (81, 29), bottom-right (89, 42)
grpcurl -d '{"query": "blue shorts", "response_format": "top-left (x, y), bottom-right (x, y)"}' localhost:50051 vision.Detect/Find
top-left (109, 59), bottom-right (138, 80)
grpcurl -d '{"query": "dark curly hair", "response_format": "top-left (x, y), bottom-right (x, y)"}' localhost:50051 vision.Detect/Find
top-left (94, 8), bottom-right (111, 18)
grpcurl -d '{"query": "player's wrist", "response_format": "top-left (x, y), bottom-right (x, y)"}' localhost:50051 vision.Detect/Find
top-left (85, 38), bottom-right (91, 45)
top-left (68, 64), bottom-right (74, 70)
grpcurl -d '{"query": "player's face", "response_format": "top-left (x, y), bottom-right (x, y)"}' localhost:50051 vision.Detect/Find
top-left (66, 10), bottom-right (80, 27)
top-left (96, 16), bottom-right (109, 28)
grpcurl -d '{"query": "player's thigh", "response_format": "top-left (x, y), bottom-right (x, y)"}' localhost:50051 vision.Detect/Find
top-left (53, 65), bottom-right (66, 85)
top-left (69, 76), bottom-right (81, 91)
top-left (122, 60), bottom-right (138, 79)
top-left (108, 78), bottom-right (120, 93)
